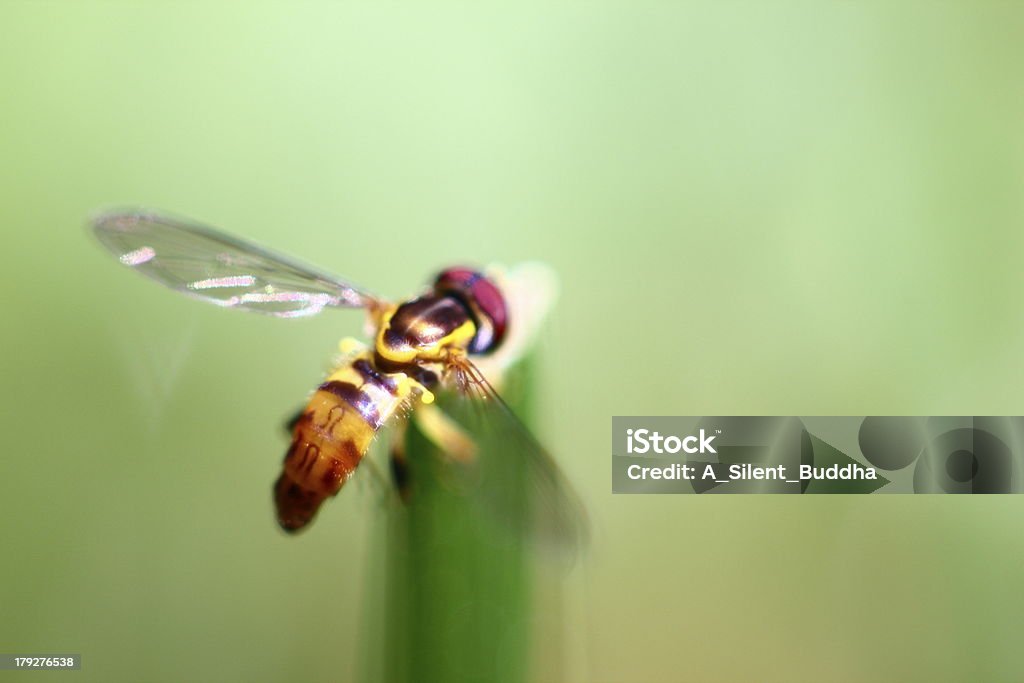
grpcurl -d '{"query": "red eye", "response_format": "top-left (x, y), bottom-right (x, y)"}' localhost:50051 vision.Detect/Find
top-left (434, 268), bottom-right (507, 354)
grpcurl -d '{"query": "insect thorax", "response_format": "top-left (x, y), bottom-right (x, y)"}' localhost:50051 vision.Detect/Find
top-left (375, 294), bottom-right (477, 364)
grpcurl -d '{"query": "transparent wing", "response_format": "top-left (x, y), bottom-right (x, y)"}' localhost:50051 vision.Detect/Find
top-left (92, 208), bottom-right (379, 318)
top-left (443, 356), bottom-right (588, 556)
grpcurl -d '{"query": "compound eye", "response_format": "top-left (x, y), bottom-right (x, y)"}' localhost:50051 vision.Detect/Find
top-left (434, 268), bottom-right (508, 354)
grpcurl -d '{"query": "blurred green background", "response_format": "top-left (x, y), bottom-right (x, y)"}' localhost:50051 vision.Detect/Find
top-left (3, 2), bottom-right (1024, 682)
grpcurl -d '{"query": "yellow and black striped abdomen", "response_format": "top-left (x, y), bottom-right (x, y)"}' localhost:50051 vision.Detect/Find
top-left (273, 354), bottom-right (419, 532)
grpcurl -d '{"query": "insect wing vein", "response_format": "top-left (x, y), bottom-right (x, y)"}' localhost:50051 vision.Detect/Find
top-left (92, 208), bottom-right (378, 317)
top-left (447, 358), bottom-right (588, 553)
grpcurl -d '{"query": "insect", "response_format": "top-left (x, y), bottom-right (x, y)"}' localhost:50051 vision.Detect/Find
top-left (91, 208), bottom-right (583, 545)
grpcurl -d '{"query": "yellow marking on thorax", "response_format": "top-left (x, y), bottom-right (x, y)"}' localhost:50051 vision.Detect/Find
top-left (374, 306), bottom-right (477, 364)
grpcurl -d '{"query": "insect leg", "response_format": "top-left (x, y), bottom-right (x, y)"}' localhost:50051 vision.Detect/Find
top-left (337, 336), bottom-right (368, 356)
top-left (413, 403), bottom-right (478, 465)
top-left (389, 420), bottom-right (413, 503)
top-left (283, 407), bottom-right (308, 435)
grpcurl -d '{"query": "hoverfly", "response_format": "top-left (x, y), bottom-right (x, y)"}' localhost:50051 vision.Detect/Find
top-left (91, 209), bottom-right (583, 546)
